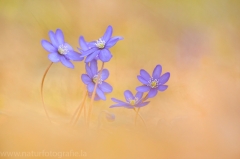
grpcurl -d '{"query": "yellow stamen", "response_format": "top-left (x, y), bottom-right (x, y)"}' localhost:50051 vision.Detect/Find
top-left (150, 81), bottom-right (157, 88)
top-left (93, 77), bottom-right (98, 83)
top-left (96, 38), bottom-right (105, 49)
top-left (58, 48), bottom-right (65, 55)
top-left (129, 100), bottom-right (136, 106)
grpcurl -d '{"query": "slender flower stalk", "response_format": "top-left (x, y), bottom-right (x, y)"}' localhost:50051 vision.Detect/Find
top-left (69, 90), bottom-right (87, 125)
top-left (72, 91), bottom-right (88, 126)
top-left (40, 62), bottom-right (53, 123)
top-left (134, 94), bottom-right (149, 126)
top-left (133, 109), bottom-right (146, 126)
top-left (87, 62), bottom-right (105, 127)
top-left (134, 108), bottom-right (140, 126)
top-left (69, 103), bottom-right (81, 125)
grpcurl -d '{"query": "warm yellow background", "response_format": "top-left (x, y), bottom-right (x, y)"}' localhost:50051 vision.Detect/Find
top-left (0, 0), bottom-right (240, 158)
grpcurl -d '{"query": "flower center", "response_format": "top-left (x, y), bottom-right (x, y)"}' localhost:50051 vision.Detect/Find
top-left (129, 100), bottom-right (136, 105)
top-left (58, 44), bottom-right (68, 55)
top-left (95, 38), bottom-right (105, 49)
top-left (93, 74), bottom-right (103, 84)
top-left (128, 97), bottom-right (138, 106)
top-left (148, 78), bottom-right (159, 88)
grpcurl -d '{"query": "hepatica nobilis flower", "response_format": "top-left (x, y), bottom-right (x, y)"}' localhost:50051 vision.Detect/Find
top-left (136, 65), bottom-right (170, 98)
top-left (41, 29), bottom-right (83, 68)
top-left (110, 90), bottom-right (150, 109)
top-left (80, 25), bottom-right (123, 63)
top-left (81, 60), bottom-right (113, 100)
top-left (79, 36), bottom-right (99, 61)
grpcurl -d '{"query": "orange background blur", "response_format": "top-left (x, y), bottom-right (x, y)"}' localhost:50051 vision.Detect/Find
top-left (0, 0), bottom-right (240, 159)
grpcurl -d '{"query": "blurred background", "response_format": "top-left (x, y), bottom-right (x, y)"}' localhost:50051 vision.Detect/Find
top-left (0, 0), bottom-right (240, 158)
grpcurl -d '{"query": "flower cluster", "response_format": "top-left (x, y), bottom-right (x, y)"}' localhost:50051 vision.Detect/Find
top-left (41, 26), bottom-right (122, 100)
top-left (110, 65), bottom-right (170, 109)
top-left (41, 25), bottom-right (170, 126)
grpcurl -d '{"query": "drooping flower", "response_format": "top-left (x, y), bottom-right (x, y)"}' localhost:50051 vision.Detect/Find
top-left (110, 90), bottom-right (150, 109)
top-left (41, 29), bottom-right (83, 68)
top-left (80, 25), bottom-right (123, 63)
top-left (136, 65), bottom-right (170, 98)
top-left (81, 59), bottom-right (113, 100)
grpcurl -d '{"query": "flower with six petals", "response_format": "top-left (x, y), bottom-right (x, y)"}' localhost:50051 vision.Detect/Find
top-left (81, 60), bottom-right (113, 100)
top-left (80, 26), bottom-right (123, 63)
top-left (110, 90), bottom-right (150, 109)
top-left (41, 29), bottom-right (83, 68)
top-left (136, 65), bottom-right (170, 98)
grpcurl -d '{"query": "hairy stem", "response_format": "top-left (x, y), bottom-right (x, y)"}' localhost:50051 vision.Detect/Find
top-left (87, 62), bottom-right (105, 127)
top-left (40, 62), bottom-right (53, 123)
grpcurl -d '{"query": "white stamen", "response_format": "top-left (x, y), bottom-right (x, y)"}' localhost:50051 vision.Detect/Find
top-left (93, 74), bottom-right (103, 84)
top-left (58, 44), bottom-right (68, 55)
top-left (147, 78), bottom-right (159, 88)
top-left (95, 38), bottom-right (105, 49)
top-left (128, 97), bottom-right (139, 106)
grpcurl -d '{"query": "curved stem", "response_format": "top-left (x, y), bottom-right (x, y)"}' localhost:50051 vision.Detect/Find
top-left (87, 62), bottom-right (105, 127)
top-left (72, 91), bottom-right (88, 126)
top-left (134, 108), bottom-right (140, 126)
top-left (41, 62), bottom-right (53, 123)
top-left (133, 109), bottom-right (146, 127)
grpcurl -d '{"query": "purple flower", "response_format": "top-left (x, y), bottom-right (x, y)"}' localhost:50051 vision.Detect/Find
top-left (110, 90), bottom-right (150, 109)
top-left (81, 59), bottom-right (113, 100)
top-left (136, 65), bottom-right (170, 98)
top-left (41, 29), bottom-right (83, 68)
top-left (88, 92), bottom-right (105, 101)
top-left (80, 25), bottom-right (123, 63)
top-left (79, 36), bottom-right (99, 61)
